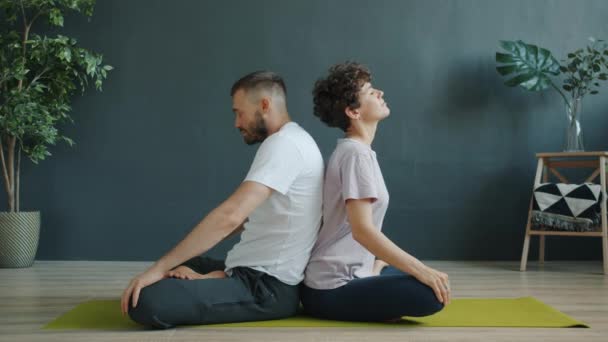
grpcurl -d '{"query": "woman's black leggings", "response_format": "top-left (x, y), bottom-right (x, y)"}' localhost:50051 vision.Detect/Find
top-left (301, 266), bottom-right (444, 322)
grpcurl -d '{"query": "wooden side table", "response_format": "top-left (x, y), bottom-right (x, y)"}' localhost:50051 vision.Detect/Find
top-left (520, 152), bottom-right (608, 274)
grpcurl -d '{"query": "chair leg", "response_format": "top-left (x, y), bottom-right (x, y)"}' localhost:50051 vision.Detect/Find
top-left (520, 234), bottom-right (531, 271)
top-left (602, 234), bottom-right (608, 275)
top-left (600, 156), bottom-right (608, 275)
top-left (521, 159), bottom-right (544, 272)
top-left (539, 236), bottom-right (545, 264)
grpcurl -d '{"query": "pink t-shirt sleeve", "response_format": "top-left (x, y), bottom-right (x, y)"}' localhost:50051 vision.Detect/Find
top-left (340, 153), bottom-right (378, 202)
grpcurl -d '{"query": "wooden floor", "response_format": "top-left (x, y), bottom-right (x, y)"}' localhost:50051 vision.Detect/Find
top-left (0, 260), bottom-right (607, 342)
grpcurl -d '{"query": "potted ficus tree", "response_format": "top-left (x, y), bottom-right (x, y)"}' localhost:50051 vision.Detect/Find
top-left (496, 38), bottom-right (608, 152)
top-left (0, 0), bottom-right (111, 267)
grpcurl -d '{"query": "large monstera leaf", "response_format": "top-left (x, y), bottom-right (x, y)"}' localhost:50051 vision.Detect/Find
top-left (496, 40), bottom-right (561, 91)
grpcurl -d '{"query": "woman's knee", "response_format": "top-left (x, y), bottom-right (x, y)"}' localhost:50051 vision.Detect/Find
top-left (424, 297), bottom-right (445, 316)
top-left (410, 290), bottom-right (445, 317)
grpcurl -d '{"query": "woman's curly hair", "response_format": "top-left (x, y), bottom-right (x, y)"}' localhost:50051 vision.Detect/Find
top-left (312, 62), bottom-right (371, 132)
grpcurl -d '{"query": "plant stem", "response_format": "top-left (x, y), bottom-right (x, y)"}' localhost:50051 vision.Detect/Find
top-left (4, 136), bottom-right (15, 212)
top-left (9, 0), bottom-right (31, 213)
top-left (549, 80), bottom-right (571, 108)
top-left (16, 146), bottom-right (20, 212)
top-left (26, 67), bottom-right (50, 91)
top-left (28, 11), bottom-right (44, 32)
top-left (0, 137), bottom-right (12, 210)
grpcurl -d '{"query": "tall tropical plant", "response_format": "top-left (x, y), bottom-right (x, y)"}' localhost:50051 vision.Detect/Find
top-left (0, 0), bottom-right (111, 212)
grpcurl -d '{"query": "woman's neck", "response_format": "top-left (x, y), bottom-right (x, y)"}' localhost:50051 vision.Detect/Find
top-left (345, 122), bottom-right (377, 146)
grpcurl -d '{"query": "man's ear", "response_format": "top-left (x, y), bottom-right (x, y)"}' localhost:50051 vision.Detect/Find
top-left (345, 106), bottom-right (360, 120)
top-left (260, 97), bottom-right (271, 114)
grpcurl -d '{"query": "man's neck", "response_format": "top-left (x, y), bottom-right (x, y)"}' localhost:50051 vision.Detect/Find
top-left (266, 113), bottom-right (291, 135)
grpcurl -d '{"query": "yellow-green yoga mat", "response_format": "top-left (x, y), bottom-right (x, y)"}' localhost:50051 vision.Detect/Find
top-left (43, 297), bottom-right (588, 330)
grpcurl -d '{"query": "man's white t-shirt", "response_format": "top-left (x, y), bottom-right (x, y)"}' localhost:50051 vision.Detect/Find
top-left (224, 122), bottom-right (324, 285)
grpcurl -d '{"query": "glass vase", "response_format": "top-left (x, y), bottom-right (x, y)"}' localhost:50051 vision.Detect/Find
top-left (564, 97), bottom-right (584, 152)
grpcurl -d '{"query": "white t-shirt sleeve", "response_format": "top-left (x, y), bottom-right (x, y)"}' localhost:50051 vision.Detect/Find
top-left (244, 135), bottom-right (304, 195)
top-left (340, 152), bottom-right (378, 202)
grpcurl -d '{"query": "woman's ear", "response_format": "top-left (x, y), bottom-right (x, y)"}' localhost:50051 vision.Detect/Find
top-left (345, 106), bottom-right (360, 120)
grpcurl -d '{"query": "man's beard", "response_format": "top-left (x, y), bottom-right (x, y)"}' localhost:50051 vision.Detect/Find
top-left (240, 110), bottom-right (269, 145)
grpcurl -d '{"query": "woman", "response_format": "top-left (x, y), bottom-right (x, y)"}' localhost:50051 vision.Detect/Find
top-left (302, 62), bottom-right (450, 322)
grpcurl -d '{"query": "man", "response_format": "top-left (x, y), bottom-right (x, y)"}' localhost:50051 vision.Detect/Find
top-left (121, 71), bottom-right (324, 329)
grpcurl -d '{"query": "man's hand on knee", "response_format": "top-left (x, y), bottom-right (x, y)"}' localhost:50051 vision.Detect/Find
top-left (121, 267), bottom-right (168, 316)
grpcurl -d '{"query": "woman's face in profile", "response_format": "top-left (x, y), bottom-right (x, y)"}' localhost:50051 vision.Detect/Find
top-left (356, 82), bottom-right (390, 122)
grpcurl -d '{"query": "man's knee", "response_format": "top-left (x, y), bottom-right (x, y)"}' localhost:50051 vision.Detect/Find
top-left (127, 287), bottom-right (175, 329)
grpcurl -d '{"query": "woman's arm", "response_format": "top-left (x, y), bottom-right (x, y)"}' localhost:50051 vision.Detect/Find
top-left (346, 198), bottom-right (451, 304)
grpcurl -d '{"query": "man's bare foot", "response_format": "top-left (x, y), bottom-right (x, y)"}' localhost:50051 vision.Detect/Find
top-left (168, 266), bottom-right (227, 280)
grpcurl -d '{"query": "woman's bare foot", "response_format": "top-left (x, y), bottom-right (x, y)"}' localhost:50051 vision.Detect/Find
top-left (372, 259), bottom-right (389, 276)
top-left (168, 266), bottom-right (227, 280)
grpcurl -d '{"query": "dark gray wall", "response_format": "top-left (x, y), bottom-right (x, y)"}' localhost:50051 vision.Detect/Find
top-left (12, 0), bottom-right (608, 261)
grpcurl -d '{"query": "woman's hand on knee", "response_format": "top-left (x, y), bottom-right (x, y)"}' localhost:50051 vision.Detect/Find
top-left (414, 266), bottom-right (451, 305)
top-left (121, 267), bottom-right (168, 316)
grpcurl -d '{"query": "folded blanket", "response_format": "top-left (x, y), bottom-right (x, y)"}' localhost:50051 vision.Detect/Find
top-left (531, 183), bottom-right (602, 232)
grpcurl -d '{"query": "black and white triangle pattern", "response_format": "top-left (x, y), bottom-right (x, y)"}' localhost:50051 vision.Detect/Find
top-left (532, 182), bottom-right (602, 220)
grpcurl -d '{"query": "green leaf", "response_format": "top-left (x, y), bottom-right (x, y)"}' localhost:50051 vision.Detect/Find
top-left (60, 47), bottom-right (72, 62)
top-left (496, 40), bottom-right (561, 91)
top-left (504, 72), bottom-right (536, 88)
top-left (63, 137), bottom-right (75, 146)
top-left (496, 52), bottom-right (515, 64)
top-left (49, 8), bottom-right (64, 27)
top-left (496, 65), bottom-right (518, 76)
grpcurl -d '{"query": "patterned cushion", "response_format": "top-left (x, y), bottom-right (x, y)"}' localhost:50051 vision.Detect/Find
top-left (531, 183), bottom-right (602, 232)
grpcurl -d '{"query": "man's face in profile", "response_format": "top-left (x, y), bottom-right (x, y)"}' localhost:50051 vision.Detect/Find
top-left (232, 89), bottom-right (269, 145)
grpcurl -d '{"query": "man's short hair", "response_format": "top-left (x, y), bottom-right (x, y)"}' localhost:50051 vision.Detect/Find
top-left (230, 71), bottom-right (287, 100)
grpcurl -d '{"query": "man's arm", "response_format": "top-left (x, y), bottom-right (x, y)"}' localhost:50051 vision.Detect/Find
top-left (153, 181), bottom-right (270, 272)
top-left (121, 181), bottom-right (271, 315)
top-left (222, 218), bottom-right (247, 241)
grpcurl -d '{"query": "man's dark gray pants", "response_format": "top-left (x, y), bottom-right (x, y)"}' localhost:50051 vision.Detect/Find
top-left (127, 257), bottom-right (299, 329)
